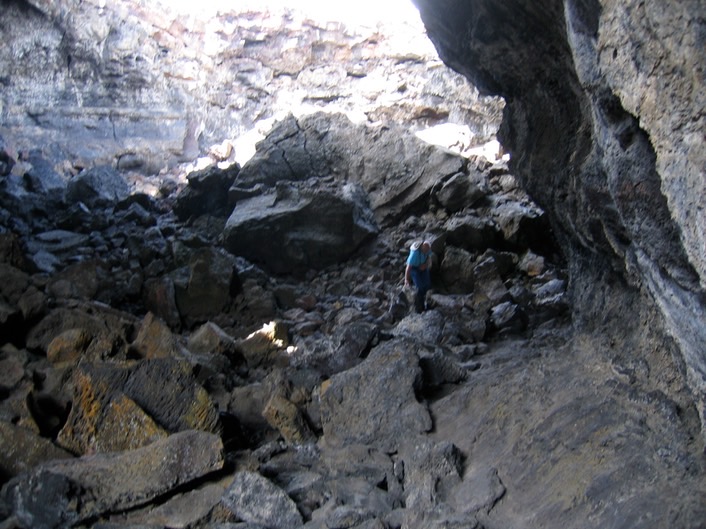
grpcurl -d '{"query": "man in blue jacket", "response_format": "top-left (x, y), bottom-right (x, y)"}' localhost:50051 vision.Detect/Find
top-left (404, 240), bottom-right (432, 313)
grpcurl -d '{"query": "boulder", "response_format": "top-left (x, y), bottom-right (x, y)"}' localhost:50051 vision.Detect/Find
top-left (221, 471), bottom-right (304, 529)
top-left (237, 321), bottom-right (289, 369)
top-left (392, 311), bottom-right (446, 346)
top-left (25, 305), bottom-right (137, 360)
top-left (434, 170), bottom-right (487, 213)
top-left (400, 439), bottom-right (463, 513)
top-left (224, 182), bottom-right (378, 275)
top-left (122, 358), bottom-right (221, 435)
top-left (65, 165), bottom-right (130, 208)
top-left (46, 259), bottom-right (114, 303)
top-left (0, 351), bottom-right (26, 395)
top-left (490, 200), bottom-right (550, 252)
top-left (131, 312), bottom-right (183, 359)
top-left (22, 151), bottom-right (66, 196)
top-left (444, 213), bottom-right (501, 252)
top-left (263, 394), bottom-right (316, 445)
top-left (57, 367), bottom-right (168, 456)
top-left (418, 351), bottom-right (467, 389)
top-left (187, 321), bottom-right (244, 365)
top-left (142, 276), bottom-right (181, 330)
top-left (290, 320), bottom-right (378, 377)
top-left (24, 230), bottom-right (89, 273)
top-left (439, 246), bottom-right (475, 294)
top-left (232, 112), bottom-right (466, 225)
top-left (472, 255), bottom-right (511, 312)
top-left (0, 422), bottom-right (73, 484)
top-left (489, 302), bottom-right (527, 335)
top-left (228, 382), bottom-right (275, 435)
top-left (319, 339), bottom-right (431, 452)
top-left (103, 475), bottom-right (235, 528)
top-left (0, 263), bottom-right (30, 306)
top-left (174, 163), bottom-right (240, 220)
top-left (0, 430), bottom-right (224, 529)
top-left (0, 233), bottom-right (31, 270)
top-left (45, 328), bottom-right (92, 364)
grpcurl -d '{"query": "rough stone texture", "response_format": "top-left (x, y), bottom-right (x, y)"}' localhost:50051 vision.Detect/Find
top-left (173, 163), bottom-right (240, 221)
top-left (234, 112), bottom-right (466, 225)
top-left (319, 339), bottom-right (432, 452)
top-left (171, 247), bottom-right (241, 329)
top-left (0, 422), bottom-right (73, 483)
top-left (0, 2), bottom-right (703, 528)
top-left (428, 331), bottom-right (706, 529)
top-left (225, 181), bottom-right (378, 276)
top-left (413, 0), bottom-right (706, 435)
top-left (104, 475), bottom-right (235, 528)
top-left (131, 312), bottom-right (183, 360)
top-left (0, 0), bottom-right (503, 172)
top-left (1, 430), bottom-right (224, 529)
top-left (56, 367), bottom-right (168, 456)
top-left (25, 304), bottom-right (137, 360)
top-left (221, 471), bottom-right (304, 529)
top-left (122, 358), bottom-right (221, 435)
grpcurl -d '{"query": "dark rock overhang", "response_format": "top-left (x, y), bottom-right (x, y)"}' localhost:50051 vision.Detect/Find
top-left (413, 0), bottom-right (706, 436)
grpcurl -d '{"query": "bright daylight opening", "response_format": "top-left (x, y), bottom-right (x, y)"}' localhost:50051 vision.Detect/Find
top-left (157, 0), bottom-right (506, 172)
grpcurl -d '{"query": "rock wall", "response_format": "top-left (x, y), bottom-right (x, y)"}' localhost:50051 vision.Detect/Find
top-left (0, 0), bottom-right (503, 173)
top-left (413, 0), bottom-right (706, 433)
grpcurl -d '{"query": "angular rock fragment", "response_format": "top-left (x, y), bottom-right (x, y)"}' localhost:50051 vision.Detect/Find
top-left (0, 421), bottom-right (73, 483)
top-left (131, 311), bottom-right (183, 359)
top-left (123, 358), bottom-right (221, 435)
top-left (221, 470), bottom-right (303, 529)
top-left (263, 394), bottom-right (315, 445)
top-left (1, 430), bottom-right (224, 529)
top-left (319, 339), bottom-right (431, 452)
top-left (65, 165), bottom-right (131, 207)
top-left (57, 367), bottom-right (168, 455)
top-left (174, 163), bottom-right (240, 220)
top-left (223, 182), bottom-right (378, 275)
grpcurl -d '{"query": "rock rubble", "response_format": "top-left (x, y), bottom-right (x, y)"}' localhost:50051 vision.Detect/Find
top-left (0, 113), bottom-right (584, 528)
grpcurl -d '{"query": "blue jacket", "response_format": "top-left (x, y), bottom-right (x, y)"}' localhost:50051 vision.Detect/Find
top-left (407, 248), bottom-right (431, 269)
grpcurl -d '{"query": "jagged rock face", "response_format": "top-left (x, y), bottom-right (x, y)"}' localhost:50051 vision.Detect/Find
top-left (413, 0), bottom-right (706, 429)
top-left (0, 0), bottom-right (503, 172)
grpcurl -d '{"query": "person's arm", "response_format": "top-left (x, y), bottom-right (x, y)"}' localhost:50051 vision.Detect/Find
top-left (405, 264), bottom-right (412, 286)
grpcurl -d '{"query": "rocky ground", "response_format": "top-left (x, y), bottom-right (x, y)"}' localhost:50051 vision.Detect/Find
top-left (1, 111), bottom-right (704, 529)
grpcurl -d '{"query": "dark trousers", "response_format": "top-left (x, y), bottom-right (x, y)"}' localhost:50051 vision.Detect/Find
top-left (411, 267), bottom-right (431, 312)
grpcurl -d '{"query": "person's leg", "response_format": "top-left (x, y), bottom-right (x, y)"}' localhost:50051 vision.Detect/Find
top-left (411, 268), bottom-right (425, 313)
top-left (418, 269), bottom-right (431, 311)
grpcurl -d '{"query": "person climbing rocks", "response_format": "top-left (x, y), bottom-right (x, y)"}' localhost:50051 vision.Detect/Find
top-left (404, 240), bottom-right (432, 313)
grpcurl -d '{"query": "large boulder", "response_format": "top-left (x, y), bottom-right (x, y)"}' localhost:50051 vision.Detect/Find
top-left (173, 163), bottom-right (240, 221)
top-left (0, 430), bottom-right (224, 529)
top-left (231, 112), bottom-right (466, 225)
top-left (223, 181), bottom-right (378, 275)
top-left (319, 339), bottom-right (432, 452)
top-left (65, 165), bottom-right (130, 208)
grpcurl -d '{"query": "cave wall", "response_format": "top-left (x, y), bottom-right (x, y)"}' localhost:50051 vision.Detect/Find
top-left (0, 0), bottom-right (503, 173)
top-left (413, 0), bottom-right (706, 428)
